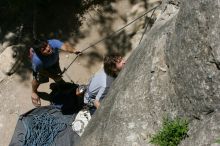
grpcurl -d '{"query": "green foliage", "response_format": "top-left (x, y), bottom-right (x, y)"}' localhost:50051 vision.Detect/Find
top-left (215, 139), bottom-right (220, 144)
top-left (150, 117), bottom-right (189, 146)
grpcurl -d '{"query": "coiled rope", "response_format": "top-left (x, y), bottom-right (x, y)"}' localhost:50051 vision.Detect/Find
top-left (22, 112), bottom-right (67, 146)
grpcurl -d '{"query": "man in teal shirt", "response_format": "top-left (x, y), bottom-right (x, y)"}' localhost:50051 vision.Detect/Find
top-left (31, 39), bottom-right (81, 107)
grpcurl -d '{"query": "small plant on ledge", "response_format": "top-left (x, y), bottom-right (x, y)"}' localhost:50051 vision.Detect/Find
top-left (150, 117), bottom-right (189, 146)
top-left (215, 139), bottom-right (220, 144)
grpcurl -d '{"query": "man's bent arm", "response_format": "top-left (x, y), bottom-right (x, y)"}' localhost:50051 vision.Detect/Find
top-left (93, 100), bottom-right (100, 109)
top-left (93, 87), bottom-right (108, 109)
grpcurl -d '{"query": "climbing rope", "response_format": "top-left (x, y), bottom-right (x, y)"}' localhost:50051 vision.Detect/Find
top-left (22, 112), bottom-right (67, 146)
top-left (138, 5), bottom-right (158, 45)
top-left (61, 3), bottom-right (161, 74)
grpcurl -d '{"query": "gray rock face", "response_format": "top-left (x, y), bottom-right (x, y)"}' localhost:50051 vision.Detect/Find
top-left (166, 0), bottom-right (220, 119)
top-left (0, 45), bottom-right (25, 77)
top-left (78, 0), bottom-right (220, 146)
top-left (167, 0), bottom-right (220, 145)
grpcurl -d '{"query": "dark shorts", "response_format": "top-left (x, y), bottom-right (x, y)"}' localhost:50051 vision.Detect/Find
top-left (33, 62), bottom-right (62, 84)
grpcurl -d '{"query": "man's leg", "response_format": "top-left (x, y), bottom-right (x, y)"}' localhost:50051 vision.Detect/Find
top-left (31, 71), bottom-right (49, 107)
top-left (31, 78), bottom-right (41, 107)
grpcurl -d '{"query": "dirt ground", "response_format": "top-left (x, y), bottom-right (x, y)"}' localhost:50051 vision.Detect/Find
top-left (0, 1), bottom-right (133, 145)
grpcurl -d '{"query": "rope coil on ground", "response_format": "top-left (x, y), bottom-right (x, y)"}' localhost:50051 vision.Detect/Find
top-left (23, 112), bottom-right (67, 146)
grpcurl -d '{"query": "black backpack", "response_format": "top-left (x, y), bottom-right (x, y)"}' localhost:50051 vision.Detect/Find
top-left (50, 82), bottom-right (84, 114)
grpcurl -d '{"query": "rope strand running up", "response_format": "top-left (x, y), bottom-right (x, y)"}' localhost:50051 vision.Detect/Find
top-left (62, 4), bottom-right (161, 74)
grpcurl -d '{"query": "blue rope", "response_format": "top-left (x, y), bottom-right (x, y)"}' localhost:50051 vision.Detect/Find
top-left (23, 112), bottom-right (67, 146)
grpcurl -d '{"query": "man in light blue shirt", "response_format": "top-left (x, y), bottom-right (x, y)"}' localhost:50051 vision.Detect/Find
top-left (31, 39), bottom-right (81, 107)
top-left (84, 53), bottom-right (126, 114)
top-left (32, 39), bottom-right (62, 72)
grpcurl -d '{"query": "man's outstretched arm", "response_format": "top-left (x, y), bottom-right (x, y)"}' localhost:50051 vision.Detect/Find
top-left (61, 42), bottom-right (81, 55)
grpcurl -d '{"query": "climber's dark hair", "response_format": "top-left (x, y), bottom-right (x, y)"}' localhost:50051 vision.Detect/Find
top-left (33, 39), bottom-right (48, 56)
top-left (104, 53), bottom-right (123, 78)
